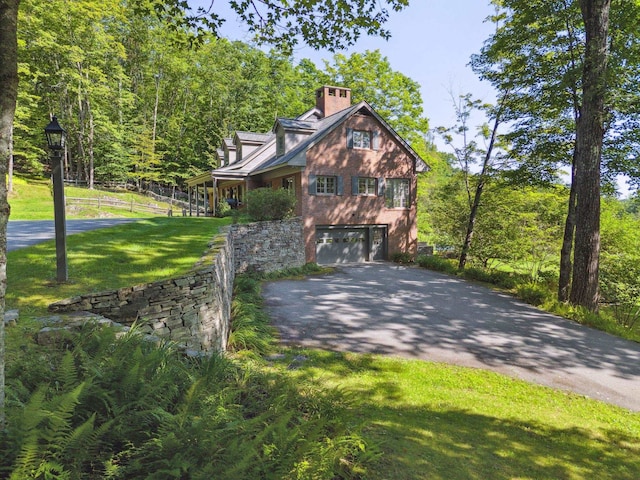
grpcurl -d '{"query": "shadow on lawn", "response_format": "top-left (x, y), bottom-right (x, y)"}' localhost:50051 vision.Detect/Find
top-left (281, 350), bottom-right (640, 480)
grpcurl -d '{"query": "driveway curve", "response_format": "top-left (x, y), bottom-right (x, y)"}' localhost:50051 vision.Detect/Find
top-left (263, 263), bottom-right (640, 411)
top-left (8, 219), bottom-right (140, 251)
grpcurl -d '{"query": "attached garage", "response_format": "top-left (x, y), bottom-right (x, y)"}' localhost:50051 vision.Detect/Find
top-left (315, 225), bottom-right (387, 264)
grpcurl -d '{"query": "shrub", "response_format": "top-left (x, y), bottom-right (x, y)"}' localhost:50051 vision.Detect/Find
top-left (246, 187), bottom-right (296, 221)
top-left (216, 198), bottom-right (232, 217)
top-left (515, 282), bottom-right (549, 306)
top-left (391, 252), bottom-right (414, 264)
top-left (416, 254), bottom-right (457, 274)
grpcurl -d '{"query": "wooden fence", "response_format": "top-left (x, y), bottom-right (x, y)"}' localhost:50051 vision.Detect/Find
top-left (66, 197), bottom-right (171, 216)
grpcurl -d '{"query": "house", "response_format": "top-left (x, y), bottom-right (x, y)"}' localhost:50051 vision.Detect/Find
top-left (185, 85), bottom-right (428, 264)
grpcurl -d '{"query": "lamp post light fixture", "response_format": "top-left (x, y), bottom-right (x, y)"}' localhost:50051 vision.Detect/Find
top-left (44, 115), bottom-right (68, 282)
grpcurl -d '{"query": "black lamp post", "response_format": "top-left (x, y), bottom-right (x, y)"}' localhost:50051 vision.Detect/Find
top-left (44, 115), bottom-right (68, 282)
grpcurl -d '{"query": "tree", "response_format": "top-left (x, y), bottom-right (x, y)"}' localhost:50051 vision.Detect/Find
top-left (0, 0), bottom-right (410, 430)
top-left (322, 50), bottom-right (429, 145)
top-left (0, 0), bottom-right (19, 429)
top-left (569, 0), bottom-right (611, 310)
top-left (438, 94), bottom-right (504, 270)
top-left (472, 0), bottom-right (636, 310)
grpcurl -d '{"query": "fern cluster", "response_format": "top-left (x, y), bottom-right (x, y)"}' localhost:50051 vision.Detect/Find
top-left (2, 273), bottom-right (375, 479)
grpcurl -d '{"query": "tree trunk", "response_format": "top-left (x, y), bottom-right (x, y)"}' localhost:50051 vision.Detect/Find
top-left (458, 108), bottom-right (502, 270)
top-left (570, 0), bottom-right (610, 311)
top-left (88, 101), bottom-right (95, 189)
top-left (558, 156), bottom-right (577, 301)
top-left (7, 123), bottom-right (13, 193)
top-left (0, 0), bottom-right (20, 430)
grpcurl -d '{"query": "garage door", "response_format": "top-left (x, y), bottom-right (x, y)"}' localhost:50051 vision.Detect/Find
top-left (315, 226), bottom-right (386, 264)
top-left (316, 228), bottom-right (366, 264)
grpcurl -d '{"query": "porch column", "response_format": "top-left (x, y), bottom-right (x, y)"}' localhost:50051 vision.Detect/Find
top-left (204, 183), bottom-right (209, 216)
top-left (195, 184), bottom-right (200, 217)
top-left (188, 186), bottom-right (192, 216)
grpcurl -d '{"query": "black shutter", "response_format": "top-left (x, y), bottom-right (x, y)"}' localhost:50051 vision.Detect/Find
top-left (337, 176), bottom-right (344, 195)
top-left (377, 177), bottom-right (385, 196)
top-left (347, 128), bottom-right (354, 149)
top-left (352, 176), bottom-right (359, 195)
top-left (308, 174), bottom-right (317, 195)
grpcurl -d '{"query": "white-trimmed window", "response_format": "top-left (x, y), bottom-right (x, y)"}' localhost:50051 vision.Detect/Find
top-left (358, 177), bottom-right (377, 195)
top-left (385, 178), bottom-right (410, 208)
top-left (347, 128), bottom-right (380, 150)
top-left (316, 175), bottom-right (337, 195)
top-left (353, 130), bottom-right (371, 149)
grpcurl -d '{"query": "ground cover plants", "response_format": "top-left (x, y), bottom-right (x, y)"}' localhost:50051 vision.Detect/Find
top-left (3, 220), bottom-right (640, 478)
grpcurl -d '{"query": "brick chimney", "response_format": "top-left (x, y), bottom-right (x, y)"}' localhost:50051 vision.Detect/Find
top-left (315, 86), bottom-right (351, 117)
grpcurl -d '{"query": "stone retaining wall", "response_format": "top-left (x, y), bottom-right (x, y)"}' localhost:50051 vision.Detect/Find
top-left (230, 218), bottom-right (305, 274)
top-left (48, 218), bottom-right (305, 353)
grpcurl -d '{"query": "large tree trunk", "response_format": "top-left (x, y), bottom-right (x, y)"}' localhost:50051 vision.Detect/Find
top-left (558, 157), bottom-right (577, 301)
top-left (0, 0), bottom-right (20, 429)
top-left (570, 0), bottom-right (611, 311)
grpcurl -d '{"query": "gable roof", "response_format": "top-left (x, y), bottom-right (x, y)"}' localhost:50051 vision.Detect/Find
top-left (254, 101), bottom-right (428, 175)
top-left (211, 101), bottom-right (428, 181)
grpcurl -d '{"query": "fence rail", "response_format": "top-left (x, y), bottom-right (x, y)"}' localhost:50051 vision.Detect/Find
top-left (66, 197), bottom-right (170, 216)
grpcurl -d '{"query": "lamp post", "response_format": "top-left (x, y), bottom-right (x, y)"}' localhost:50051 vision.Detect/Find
top-left (44, 115), bottom-right (67, 282)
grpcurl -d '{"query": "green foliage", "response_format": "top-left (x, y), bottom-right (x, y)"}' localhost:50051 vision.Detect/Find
top-left (599, 199), bottom-right (640, 329)
top-left (416, 255), bottom-right (457, 275)
top-left (391, 252), bottom-right (413, 264)
top-left (246, 187), bottom-right (296, 222)
top-left (323, 49), bottom-right (429, 145)
top-left (2, 319), bottom-right (375, 478)
top-left (515, 282), bottom-right (549, 306)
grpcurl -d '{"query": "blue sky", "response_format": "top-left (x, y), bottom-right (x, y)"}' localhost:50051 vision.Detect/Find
top-left (195, 1), bottom-right (497, 136)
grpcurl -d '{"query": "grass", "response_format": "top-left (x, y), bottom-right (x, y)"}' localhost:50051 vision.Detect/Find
top-left (266, 349), bottom-right (640, 479)
top-left (230, 270), bottom-right (640, 479)
top-left (8, 175), bottom-right (172, 220)
top-left (6, 176), bottom-right (640, 478)
top-left (6, 217), bottom-right (231, 316)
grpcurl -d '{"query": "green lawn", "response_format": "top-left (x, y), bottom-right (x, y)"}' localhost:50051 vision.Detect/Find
top-left (269, 349), bottom-right (640, 479)
top-left (6, 217), bottom-right (230, 316)
top-left (9, 175), bottom-right (172, 220)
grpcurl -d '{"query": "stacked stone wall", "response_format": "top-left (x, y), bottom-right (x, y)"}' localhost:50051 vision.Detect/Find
top-left (48, 218), bottom-right (305, 353)
top-left (229, 218), bottom-right (305, 274)
top-left (49, 232), bottom-right (234, 354)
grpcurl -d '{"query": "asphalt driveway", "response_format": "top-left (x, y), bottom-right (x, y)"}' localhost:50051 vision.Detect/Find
top-left (263, 263), bottom-right (640, 411)
top-left (8, 219), bottom-right (140, 251)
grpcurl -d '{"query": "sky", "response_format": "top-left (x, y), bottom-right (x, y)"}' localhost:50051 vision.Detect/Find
top-left (198, 1), bottom-right (497, 139)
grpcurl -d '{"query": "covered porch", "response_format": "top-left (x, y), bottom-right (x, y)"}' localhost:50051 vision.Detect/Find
top-left (185, 172), bottom-right (247, 216)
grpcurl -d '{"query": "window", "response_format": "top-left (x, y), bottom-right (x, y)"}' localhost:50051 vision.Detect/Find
top-left (316, 175), bottom-right (337, 195)
top-left (358, 177), bottom-right (377, 195)
top-left (282, 177), bottom-right (295, 194)
top-left (385, 179), bottom-right (410, 208)
top-left (347, 128), bottom-right (380, 150)
top-left (309, 174), bottom-right (343, 195)
top-left (352, 130), bottom-right (371, 149)
top-left (276, 133), bottom-right (285, 157)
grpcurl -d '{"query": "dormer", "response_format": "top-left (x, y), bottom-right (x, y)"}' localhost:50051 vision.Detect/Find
top-left (222, 138), bottom-right (236, 165)
top-left (234, 131), bottom-right (271, 162)
top-left (315, 85), bottom-right (351, 118)
top-left (215, 148), bottom-right (225, 167)
top-left (274, 118), bottom-right (317, 157)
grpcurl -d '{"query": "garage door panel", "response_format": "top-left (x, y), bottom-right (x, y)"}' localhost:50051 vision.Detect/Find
top-left (315, 228), bottom-right (367, 264)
